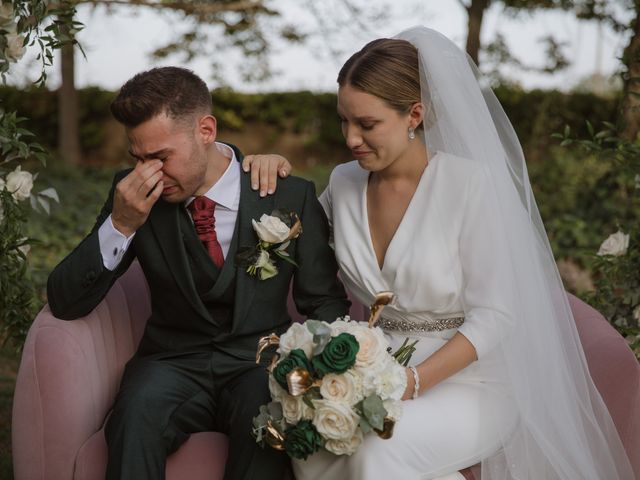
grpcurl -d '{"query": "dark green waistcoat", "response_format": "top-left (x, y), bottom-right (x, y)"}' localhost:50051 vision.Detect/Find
top-left (179, 208), bottom-right (237, 335)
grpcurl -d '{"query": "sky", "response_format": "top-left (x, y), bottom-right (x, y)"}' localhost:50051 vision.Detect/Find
top-left (6, 0), bottom-right (631, 93)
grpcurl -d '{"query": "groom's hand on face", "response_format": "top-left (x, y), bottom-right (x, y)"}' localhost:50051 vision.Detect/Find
top-left (111, 160), bottom-right (164, 237)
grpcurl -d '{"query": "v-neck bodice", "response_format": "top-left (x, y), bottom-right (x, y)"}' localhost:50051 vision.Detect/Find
top-left (320, 152), bottom-right (470, 322)
top-left (364, 161), bottom-right (432, 273)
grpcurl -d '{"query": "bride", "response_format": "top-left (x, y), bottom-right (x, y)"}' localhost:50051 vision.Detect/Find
top-left (246, 27), bottom-right (635, 479)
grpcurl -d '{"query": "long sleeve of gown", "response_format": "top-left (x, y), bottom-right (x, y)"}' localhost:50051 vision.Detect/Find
top-left (455, 165), bottom-right (518, 359)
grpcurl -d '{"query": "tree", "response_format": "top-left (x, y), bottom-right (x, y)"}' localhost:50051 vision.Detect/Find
top-left (458, 0), bottom-right (572, 66)
top-left (45, 0), bottom-right (306, 164)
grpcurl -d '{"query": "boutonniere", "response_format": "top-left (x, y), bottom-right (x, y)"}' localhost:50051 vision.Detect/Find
top-left (236, 209), bottom-right (302, 280)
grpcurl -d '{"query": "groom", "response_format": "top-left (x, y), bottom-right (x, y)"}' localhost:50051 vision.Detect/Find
top-left (46, 66), bottom-right (349, 480)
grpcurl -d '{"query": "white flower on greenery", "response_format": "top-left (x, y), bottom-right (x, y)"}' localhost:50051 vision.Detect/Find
top-left (252, 214), bottom-right (291, 244)
top-left (5, 33), bottom-right (25, 62)
top-left (597, 231), bottom-right (630, 256)
top-left (634, 305), bottom-right (640, 324)
top-left (0, 203), bottom-right (4, 224)
top-left (6, 165), bottom-right (33, 201)
top-left (312, 400), bottom-right (359, 441)
top-left (324, 429), bottom-right (364, 456)
top-left (278, 322), bottom-right (315, 358)
top-left (280, 392), bottom-right (313, 424)
top-left (18, 241), bottom-right (30, 258)
top-left (255, 249), bottom-right (277, 280)
top-left (319, 371), bottom-right (363, 405)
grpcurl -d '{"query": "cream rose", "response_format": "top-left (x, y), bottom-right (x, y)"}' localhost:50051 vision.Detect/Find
top-left (597, 231), bottom-right (630, 256)
top-left (252, 214), bottom-right (290, 244)
top-left (280, 392), bottom-right (312, 424)
top-left (319, 371), bottom-right (363, 405)
top-left (278, 322), bottom-right (315, 358)
top-left (352, 325), bottom-right (388, 370)
top-left (324, 429), bottom-right (363, 456)
top-left (5, 33), bottom-right (25, 62)
top-left (312, 400), bottom-right (359, 441)
top-left (6, 166), bottom-right (33, 201)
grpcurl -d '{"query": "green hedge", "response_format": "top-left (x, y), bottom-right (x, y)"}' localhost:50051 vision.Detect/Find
top-left (0, 85), bottom-right (618, 164)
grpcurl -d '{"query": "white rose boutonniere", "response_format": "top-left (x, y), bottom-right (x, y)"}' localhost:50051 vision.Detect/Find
top-left (236, 209), bottom-right (302, 280)
top-left (597, 230), bottom-right (630, 257)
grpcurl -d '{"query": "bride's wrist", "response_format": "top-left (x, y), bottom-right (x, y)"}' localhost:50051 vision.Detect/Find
top-left (408, 366), bottom-right (420, 399)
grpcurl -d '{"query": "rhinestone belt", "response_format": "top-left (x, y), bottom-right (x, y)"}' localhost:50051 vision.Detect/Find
top-left (377, 315), bottom-right (465, 333)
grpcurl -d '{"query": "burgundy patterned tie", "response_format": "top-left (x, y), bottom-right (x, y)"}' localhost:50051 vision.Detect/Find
top-left (187, 196), bottom-right (225, 268)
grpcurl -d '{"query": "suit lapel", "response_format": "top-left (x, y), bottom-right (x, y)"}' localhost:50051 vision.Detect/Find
top-left (148, 200), bottom-right (213, 321)
top-left (233, 169), bottom-right (275, 327)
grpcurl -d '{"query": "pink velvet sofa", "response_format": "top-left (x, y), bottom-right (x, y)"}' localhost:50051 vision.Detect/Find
top-left (12, 262), bottom-right (640, 479)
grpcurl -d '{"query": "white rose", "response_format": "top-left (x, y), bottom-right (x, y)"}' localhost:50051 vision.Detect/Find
top-left (6, 166), bottom-right (33, 201)
top-left (313, 400), bottom-right (359, 441)
top-left (319, 371), bottom-right (363, 405)
top-left (5, 33), bottom-right (25, 62)
top-left (18, 243), bottom-right (30, 257)
top-left (597, 231), bottom-right (630, 256)
top-left (328, 319), bottom-right (353, 336)
top-left (382, 399), bottom-right (403, 422)
top-left (252, 214), bottom-right (290, 244)
top-left (281, 392), bottom-right (313, 424)
top-left (362, 358), bottom-right (407, 400)
top-left (351, 325), bottom-right (389, 370)
top-left (633, 305), bottom-right (640, 323)
top-left (278, 322), bottom-right (315, 358)
top-left (324, 429), bottom-right (363, 456)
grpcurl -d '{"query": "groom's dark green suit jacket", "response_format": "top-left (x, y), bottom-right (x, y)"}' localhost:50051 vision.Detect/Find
top-left (47, 145), bottom-right (349, 361)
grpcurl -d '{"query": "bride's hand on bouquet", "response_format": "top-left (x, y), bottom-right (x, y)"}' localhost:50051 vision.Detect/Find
top-left (242, 154), bottom-right (292, 197)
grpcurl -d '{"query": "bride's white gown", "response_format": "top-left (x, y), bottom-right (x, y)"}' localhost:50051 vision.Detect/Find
top-left (292, 153), bottom-right (519, 480)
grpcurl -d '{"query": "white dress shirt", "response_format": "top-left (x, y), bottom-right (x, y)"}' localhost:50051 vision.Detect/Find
top-left (99, 142), bottom-right (241, 270)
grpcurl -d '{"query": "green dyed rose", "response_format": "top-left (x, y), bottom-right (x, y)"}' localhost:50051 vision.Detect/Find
top-left (272, 349), bottom-right (313, 391)
top-left (311, 333), bottom-right (359, 377)
top-left (283, 420), bottom-right (324, 460)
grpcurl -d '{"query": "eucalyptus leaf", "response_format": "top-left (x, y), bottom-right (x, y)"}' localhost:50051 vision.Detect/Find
top-left (361, 394), bottom-right (387, 431)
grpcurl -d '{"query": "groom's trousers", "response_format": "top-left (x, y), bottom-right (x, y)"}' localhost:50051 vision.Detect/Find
top-left (104, 349), bottom-right (289, 480)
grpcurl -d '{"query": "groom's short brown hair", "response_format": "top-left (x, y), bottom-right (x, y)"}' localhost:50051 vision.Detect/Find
top-left (110, 67), bottom-right (212, 128)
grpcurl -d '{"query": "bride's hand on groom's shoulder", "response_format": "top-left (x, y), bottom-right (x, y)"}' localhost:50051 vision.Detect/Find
top-left (242, 154), bottom-right (292, 197)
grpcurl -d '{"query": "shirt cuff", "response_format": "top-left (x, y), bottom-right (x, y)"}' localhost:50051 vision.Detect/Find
top-left (98, 215), bottom-right (135, 271)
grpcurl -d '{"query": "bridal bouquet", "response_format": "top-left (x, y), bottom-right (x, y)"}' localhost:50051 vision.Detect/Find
top-left (252, 316), bottom-right (416, 459)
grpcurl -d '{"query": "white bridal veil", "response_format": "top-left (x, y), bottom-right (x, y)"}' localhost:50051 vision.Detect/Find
top-left (395, 26), bottom-right (635, 479)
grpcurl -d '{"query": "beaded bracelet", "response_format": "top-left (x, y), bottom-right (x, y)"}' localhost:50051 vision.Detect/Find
top-left (409, 366), bottom-right (420, 400)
